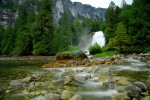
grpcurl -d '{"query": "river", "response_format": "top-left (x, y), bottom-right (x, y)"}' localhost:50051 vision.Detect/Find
top-left (0, 55), bottom-right (150, 100)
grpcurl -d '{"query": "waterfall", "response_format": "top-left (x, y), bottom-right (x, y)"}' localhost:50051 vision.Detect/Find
top-left (79, 31), bottom-right (105, 52)
top-left (92, 31), bottom-right (105, 47)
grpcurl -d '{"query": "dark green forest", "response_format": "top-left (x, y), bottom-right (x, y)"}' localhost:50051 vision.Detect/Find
top-left (0, 0), bottom-right (150, 55)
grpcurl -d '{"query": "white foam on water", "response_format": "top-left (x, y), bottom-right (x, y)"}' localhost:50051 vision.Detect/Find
top-left (79, 90), bottom-right (118, 97)
top-left (131, 62), bottom-right (147, 67)
top-left (85, 81), bottom-right (103, 86)
top-left (30, 95), bottom-right (45, 100)
top-left (116, 66), bottom-right (141, 71)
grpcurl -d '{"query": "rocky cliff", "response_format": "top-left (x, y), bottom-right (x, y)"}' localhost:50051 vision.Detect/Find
top-left (0, 0), bottom-right (107, 27)
top-left (53, 0), bottom-right (107, 24)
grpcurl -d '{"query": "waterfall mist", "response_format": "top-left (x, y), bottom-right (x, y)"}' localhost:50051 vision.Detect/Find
top-left (92, 31), bottom-right (105, 47)
top-left (79, 31), bottom-right (105, 52)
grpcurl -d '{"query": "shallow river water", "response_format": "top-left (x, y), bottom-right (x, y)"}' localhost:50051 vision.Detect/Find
top-left (0, 57), bottom-right (150, 100)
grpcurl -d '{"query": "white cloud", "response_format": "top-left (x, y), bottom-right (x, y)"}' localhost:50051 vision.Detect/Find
top-left (70, 0), bottom-right (133, 8)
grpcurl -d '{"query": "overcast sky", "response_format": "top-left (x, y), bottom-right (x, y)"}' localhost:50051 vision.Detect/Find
top-left (70, 0), bottom-right (133, 8)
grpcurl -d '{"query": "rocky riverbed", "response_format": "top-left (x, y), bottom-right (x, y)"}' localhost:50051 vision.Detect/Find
top-left (0, 54), bottom-right (150, 100)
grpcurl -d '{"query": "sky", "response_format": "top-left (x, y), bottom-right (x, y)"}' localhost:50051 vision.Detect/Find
top-left (70, 0), bottom-right (133, 8)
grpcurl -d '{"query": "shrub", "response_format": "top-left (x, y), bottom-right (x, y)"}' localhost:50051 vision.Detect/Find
top-left (144, 46), bottom-right (150, 53)
top-left (57, 45), bottom-right (80, 55)
top-left (68, 45), bottom-right (79, 51)
top-left (88, 43), bottom-right (102, 55)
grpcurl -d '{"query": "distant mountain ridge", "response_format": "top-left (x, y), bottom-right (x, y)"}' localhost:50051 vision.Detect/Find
top-left (0, 0), bottom-right (107, 27)
top-left (53, 0), bottom-right (107, 24)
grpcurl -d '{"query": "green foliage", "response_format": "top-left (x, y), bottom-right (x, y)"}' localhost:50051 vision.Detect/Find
top-left (106, 22), bottom-right (129, 53)
top-left (13, 32), bottom-right (32, 55)
top-left (0, 27), bottom-right (16, 54)
top-left (68, 45), bottom-right (79, 51)
top-left (93, 51), bottom-right (119, 58)
top-left (2, 0), bottom-right (150, 55)
top-left (32, 0), bottom-right (54, 55)
top-left (88, 43), bottom-right (102, 55)
top-left (0, 0), bottom-right (16, 10)
top-left (58, 11), bottom-right (73, 48)
top-left (57, 46), bottom-right (80, 55)
top-left (12, 0), bottom-right (36, 55)
top-left (144, 46), bottom-right (150, 53)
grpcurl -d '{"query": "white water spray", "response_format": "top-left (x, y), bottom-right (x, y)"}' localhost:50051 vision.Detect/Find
top-left (92, 31), bottom-right (105, 47)
top-left (79, 31), bottom-right (105, 52)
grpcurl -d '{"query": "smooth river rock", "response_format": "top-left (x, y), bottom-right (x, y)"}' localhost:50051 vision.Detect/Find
top-left (45, 93), bottom-right (60, 100)
top-left (69, 94), bottom-right (82, 100)
top-left (134, 81), bottom-right (147, 92)
top-left (10, 79), bottom-right (26, 87)
top-left (61, 90), bottom-right (72, 100)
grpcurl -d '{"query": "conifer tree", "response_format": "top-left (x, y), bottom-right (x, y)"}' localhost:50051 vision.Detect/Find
top-left (32, 0), bottom-right (54, 55)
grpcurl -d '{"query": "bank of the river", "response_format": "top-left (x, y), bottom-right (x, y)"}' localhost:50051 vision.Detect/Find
top-left (0, 54), bottom-right (150, 100)
top-left (0, 56), bottom-right (55, 60)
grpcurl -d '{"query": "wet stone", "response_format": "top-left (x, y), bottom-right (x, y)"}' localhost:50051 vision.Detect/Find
top-left (61, 90), bottom-right (72, 100)
top-left (74, 76), bottom-right (86, 83)
top-left (10, 79), bottom-right (26, 87)
top-left (141, 92), bottom-right (149, 96)
top-left (69, 94), bottom-right (82, 100)
top-left (134, 81), bottom-right (147, 92)
top-left (127, 90), bottom-right (141, 99)
top-left (45, 93), bottom-right (60, 100)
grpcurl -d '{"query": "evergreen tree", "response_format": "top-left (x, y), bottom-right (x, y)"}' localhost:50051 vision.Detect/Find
top-left (128, 0), bottom-right (150, 52)
top-left (59, 11), bottom-right (73, 47)
top-left (32, 0), bottom-right (54, 55)
top-left (115, 22), bottom-right (129, 52)
top-left (13, 3), bottom-right (33, 55)
top-left (104, 1), bottom-right (116, 44)
top-left (1, 26), bottom-right (16, 54)
top-left (0, 27), bottom-right (5, 54)
top-left (106, 22), bottom-right (129, 53)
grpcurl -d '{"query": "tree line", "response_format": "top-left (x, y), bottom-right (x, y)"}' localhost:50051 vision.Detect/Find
top-left (0, 0), bottom-right (149, 55)
top-left (0, 0), bottom-right (101, 55)
top-left (104, 0), bottom-right (150, 53)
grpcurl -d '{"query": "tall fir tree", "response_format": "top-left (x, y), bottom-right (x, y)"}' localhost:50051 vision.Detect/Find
top-left (32, 0), bottom-right (54, 55)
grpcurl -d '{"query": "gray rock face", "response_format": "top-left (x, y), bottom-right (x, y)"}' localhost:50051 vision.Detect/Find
top-left (0, 0), bottom-right (107, 27)
top-left (53, 0), bottom-right (107, 24)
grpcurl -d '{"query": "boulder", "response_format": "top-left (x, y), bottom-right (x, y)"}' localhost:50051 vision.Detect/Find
top-left (141, 92), bottom-right (149, 96)
top-left (98, 75), bottom-right (109, 82)
top-left (61, 90), bottom-right (72, 100)
top-left (134, 81), bottom-right (147, 92)
top-left (56, 52), bottom-right (87, 60)
top-left (142, 96), bottom-right (150, 100)
top-left (127, 90), bottom-right (141, 99)
top-left (117, 86), bottom-right (126, 93)
top-left (139, 57), bottom-right (147, 62)
top-left (22, 89), bottom-right (29, 94)
top-left (69, 94), bottom-right (82, 100)
top-left (10, 79), bottom-right (26, 87)
top-left (117, 77), bottom-right (131, 85)
top-left (22, 76), bottom-right (32, 83)
top-left (74, 76), bottom-right (86, 83)
top-left (64, 76), bottom-right (74, 85)
top-left (130, 86), bottom-right (142, 93)
top-left (56, 53), bottom-right (72, 60)
top-left (45, 93), bottom-right (60, 100)
top-left (35, 82), bottom-right (41, 87)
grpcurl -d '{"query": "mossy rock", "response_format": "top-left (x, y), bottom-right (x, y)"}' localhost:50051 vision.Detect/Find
top-left (142, 96), bottom-right (150, 100)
